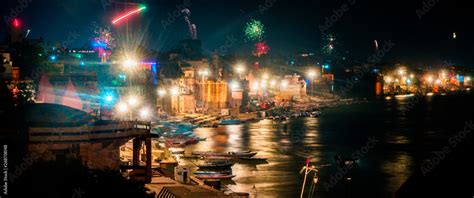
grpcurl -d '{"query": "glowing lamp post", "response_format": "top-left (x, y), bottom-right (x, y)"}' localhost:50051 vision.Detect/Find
top-left (230, 81), bottom-right (240, 91)
top-left (117, 102), bottom-right (129, 113)
top-left (139, 107), bottom-right (151, 120)
top-left (157, 89), bottom-right (167, 97)
top-left (123, 59), bottom-right (138, 70)
top-left (235, 64), bottom-right (245, 79)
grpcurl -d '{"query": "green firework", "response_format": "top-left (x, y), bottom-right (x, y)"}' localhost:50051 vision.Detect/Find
top-left (244, 19), bottom-right (265, 41)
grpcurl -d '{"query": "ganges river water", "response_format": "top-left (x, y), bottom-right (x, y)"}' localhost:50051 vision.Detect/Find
top-left (185, 92), bottom-right (474, 198)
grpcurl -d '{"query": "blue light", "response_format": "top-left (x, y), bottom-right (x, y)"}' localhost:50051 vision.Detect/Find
top-left (50, 55), bottom-right (57, 61)
top-left (118, 74), bottom-right (127, 81)
top-left (323, 64), bottom-right (330, 69)
top-left (80, 61), bottom-right (85, 66)
top-left (458, 75), bottom-right (464, 83)
top-left (92, 41), bottom-right (107, 48)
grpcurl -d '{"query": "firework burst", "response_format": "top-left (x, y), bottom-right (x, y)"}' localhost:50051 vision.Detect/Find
top-left (322, 33), bottom-right (336, 55)
top-left (244, 19), bottom-right (265, 42)
top-left (253, 42), bottom-right (270, 57)
top-left (92, 24), bottom-right (116, 49)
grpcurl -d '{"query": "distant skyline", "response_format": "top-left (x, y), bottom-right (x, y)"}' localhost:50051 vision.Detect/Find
top-left (2, 0), bottom-right (473, 66)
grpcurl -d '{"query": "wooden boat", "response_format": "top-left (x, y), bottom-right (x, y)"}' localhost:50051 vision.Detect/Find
top-left (195, 174), bottom-right (236, 180)
top-left (201, 156), bottom-right (232, 161)
top-left (192, 150), bottom-right (252, 156)
top-left (194, 170), bottom-right (232, 175)
top-left (239, 157), bottom-right (268, 161)
top-left (219, 119), bottom-right (241, 125)
top-left (196, 162), bottom-right (233, 169)
top-left (196, 151), bottom-right (257, 158)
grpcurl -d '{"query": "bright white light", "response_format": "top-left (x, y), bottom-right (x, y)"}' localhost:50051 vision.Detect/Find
top-left (158, 89), bottom-right (167, 96)
top-left (435, 79), bottom-right (441, 84)
top-left (252, 82), bottom-right (259, 90)
top-left (280, 81), bottom-right (288, 89)
top-left (127, 96), bottom-right (139, 107)
top-left (466, 77), bottom-right (471, 81)
top-left (170, 87), bottom-right (179, 96)
top-left (235, 65), bottom-right (245, 74)
top-left (307, 70), bottom-right (317, 78)
top-left (410, 74), bottom-right (415, 78)
top-left (105, 95), bottom-right (113, 102)
top-left (117, 103), bottom-right (128, 113)
top-left (270, 80), bottom-right (276, 86)
top-left (427, 76), bottom-right (434, 83)
top-left (398, 69), bottom-right (405, 75)
top-left (230, 81), bottom-right (240, 90)
top-left (199, 69), bottom-right (209, 77)
top-left (385, 76), bottom-right (392, 83)
top-left (123, 59), bottom-right (138, 69)
top-left (139, 107), bottom-right (151, 120)
top-left (262, 73), bottom-right (269, 79)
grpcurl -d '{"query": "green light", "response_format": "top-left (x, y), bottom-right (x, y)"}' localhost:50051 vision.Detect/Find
top-left (71, 53), bottom-right (82, 59)
top-left (244, 19), bottom-right (265, 42)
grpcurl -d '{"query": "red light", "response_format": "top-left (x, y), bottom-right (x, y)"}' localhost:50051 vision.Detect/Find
top-left (13, 18), bottom-right (20, 28)
top-left (112, 6), bottom-right (147, 25)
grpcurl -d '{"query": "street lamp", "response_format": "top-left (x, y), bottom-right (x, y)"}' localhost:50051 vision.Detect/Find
top-left (117, 102), bottom-right (128, 112)
top-left (139, 107), bottom-right (151, 120)
top-left (280, 81), bottom-right (288, 89)
top-left (123, 59), bottom-right (138, 70)
top-left (170, 87), bottom-right (180, 96)
top-left (230, 81), bottom-right (240, 91)
top-left (270, 80), bottom-right (276, 87)
top-left (127, 95), bottom-right (140, 107)
top-left (427, 76), bottom-right (434, 84)
top-left (235, 64), bottom-right (245, 79)
top-left (398, 68), bottom-right (405, 76)
top-left (158, 89), bottom-right (167, 97)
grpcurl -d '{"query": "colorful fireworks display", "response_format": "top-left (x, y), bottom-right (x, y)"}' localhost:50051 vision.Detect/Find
top-left (244, 19), bottom-right (265, 42)
top-left (244, 19), bottom-right (270, 57)
top-left (92, 25), bottom-right (115, 50)
top-left (253, 42), bottom-right (270, 57)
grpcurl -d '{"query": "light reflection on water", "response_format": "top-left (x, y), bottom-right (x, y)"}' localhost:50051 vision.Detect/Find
top-left (184, 94), bottom-right (472, 197)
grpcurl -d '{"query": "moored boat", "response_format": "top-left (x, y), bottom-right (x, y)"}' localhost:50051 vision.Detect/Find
top-left (195, 151), bottom-right (257, 158)
top-left (239, 157), bottom-right (268, 161)
top-left (219, 119), bottom-right (241, 125)
top-left (195, 174), bottom-right (236, 180)
top-left (193, 170), bottom-right (232, 175)
top-left (196, 162), bottom-right (233, 169)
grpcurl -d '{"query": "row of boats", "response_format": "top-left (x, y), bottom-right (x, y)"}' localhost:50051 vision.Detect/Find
top-left (154, 122), bottom-right (206, 147)
top-left (190, 151), bottom-right (266, 180)
top-left (268, 110), bottom-right (322, 120)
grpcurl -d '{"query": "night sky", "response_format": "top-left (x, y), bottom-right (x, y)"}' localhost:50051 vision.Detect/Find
top-left (2, 0), bottom-right (473, 66)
